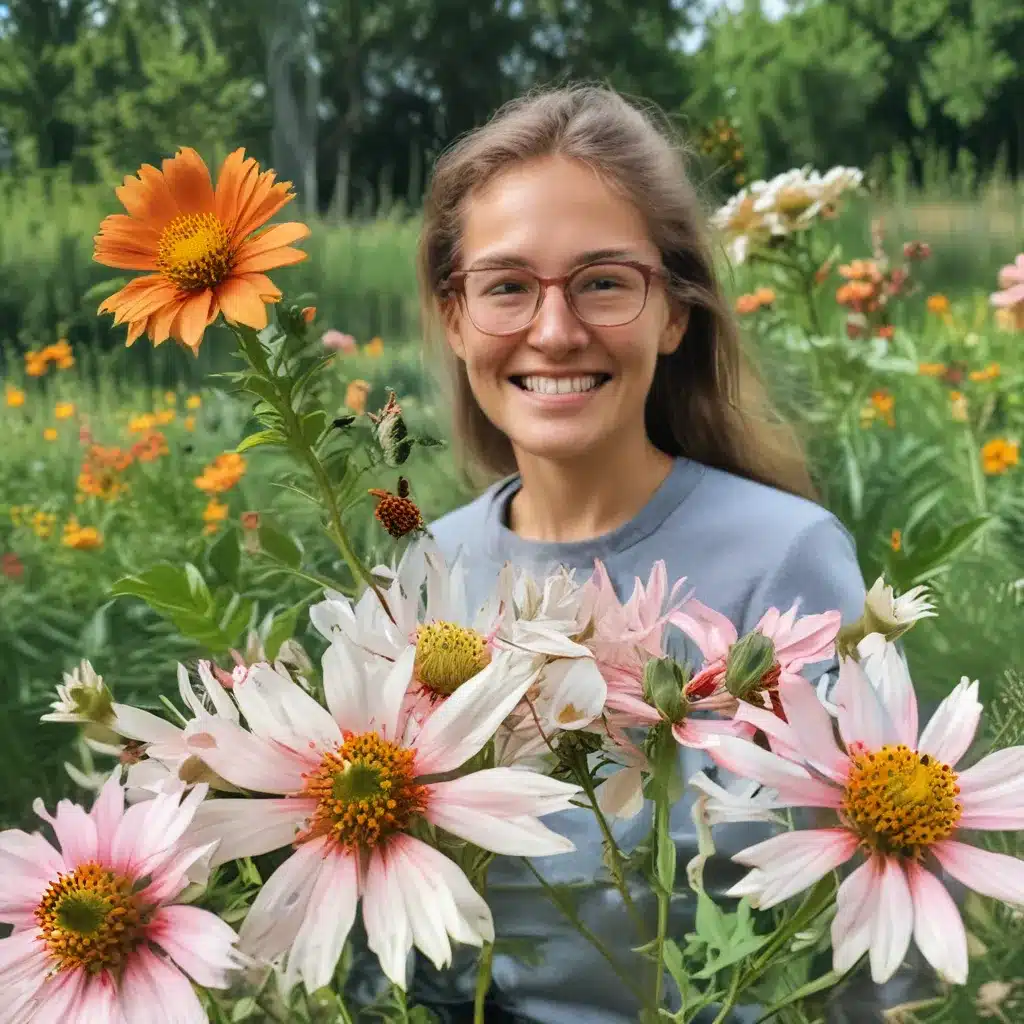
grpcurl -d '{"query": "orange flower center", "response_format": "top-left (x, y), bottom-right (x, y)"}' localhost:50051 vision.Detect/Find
top-left (843, 744), bottom-right (962, 856)
top-left (157, 213), bottom-right (233, 291)
top-left (299, 732), bottom-right (428, 850)
top-left (35, 862), bottom-right (147, 973)
top-left (414, 621), bottom-right (491, 696)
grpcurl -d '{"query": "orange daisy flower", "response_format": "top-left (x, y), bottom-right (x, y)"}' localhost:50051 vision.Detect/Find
top-left (93, 148), bottom-right (310, 352)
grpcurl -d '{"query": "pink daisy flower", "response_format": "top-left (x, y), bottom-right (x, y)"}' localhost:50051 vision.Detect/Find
top-left (670, 598), bottom-right (839, 719)
top-left (0, 776), bottom-right (240, 1022)
top-left (705, 656), bottom-right (1024, 985)
top-left (181, 644), bottom-right (582, 993)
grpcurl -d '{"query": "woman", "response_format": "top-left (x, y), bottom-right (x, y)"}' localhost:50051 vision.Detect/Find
top-left (407, 84), bottom-right (870, 1022)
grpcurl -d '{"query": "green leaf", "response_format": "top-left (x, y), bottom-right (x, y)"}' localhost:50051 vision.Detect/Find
top-left (232, 324), bottom-right (272, 375)
top-left (207, 527), bottom-right (240, 586)
top-left (690, 897), bottom-right (769, 979)
top-left (79, 601), bottom-right (112, 659)
top-left (300, 409), bottom-right (328, 448)
top-left (753, 969), bottom-right (844, 1022)
top-left (257, 522), bottom-right (303, 569)
top-left (237, 374), bottom-right (282, 409)
top-left (901, 515), bottom-right (993, 585)
top-left (236, 428), bottom-right (286, 453)
top-left (656, 817), bottom-right (676, 895)
top-left (230, 996), bottom-right (258, 1021)
top-left (83, 276), bottom-right (130, 303)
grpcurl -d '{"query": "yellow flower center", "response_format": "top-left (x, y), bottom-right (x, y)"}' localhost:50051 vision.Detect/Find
top-left (35, 862), bottom-right (146, 973)
top-left (299, 732), bottom-right (428, 850)
top-left (414, 621), bottom-right (492, 696)
top-left (843, 744), bottom-right (962, 856)
top-left (157, 213), bottom-right (233, 291)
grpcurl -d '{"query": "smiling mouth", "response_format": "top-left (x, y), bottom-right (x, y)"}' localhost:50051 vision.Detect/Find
top-left (509, 373), bottom-right (612, 395)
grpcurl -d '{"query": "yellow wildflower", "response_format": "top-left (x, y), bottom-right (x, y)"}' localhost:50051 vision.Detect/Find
top-left (164, 391), bottom-right (177, 405)
top-left (43, 427), bottom-right (58, 442)
top-left (154, 409), bottom-right (176, 426)
top-left (62, 518), bottom-right (103, 550)
top-left (5, 385), bottom-right (25, 407)
top-left (890, 528), bottom-right (902, 553)
top-left (981, 439), bottom-right (1019, 476)
top-left (54, 401), bottom-right (75, 420)
top-left (128, 413), bottom-right (156, 433)
top-left (25, 351), bottom-right (48, 377)
top-left (32, 510), bottom-right (56, 539)
top-left (949, 391), bottom-right (969, 423)
top-left (917, 362), bottom-right (946, 377)
top-left (184, 416), bottom-right (196, 432)
top-left (968, 363), bottom-right (1000, 383)
top-left (185, 395), bottom-right (202, 410)
top-left (364, 336), bottom-right (384, 358)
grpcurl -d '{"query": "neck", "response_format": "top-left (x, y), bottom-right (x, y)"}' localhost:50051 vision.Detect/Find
top-left (507, 433), bottom-right (676, 543)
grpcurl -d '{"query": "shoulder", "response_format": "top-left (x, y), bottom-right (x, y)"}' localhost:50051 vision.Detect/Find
top-left (425, 475), bottom-right (513, 565)
top-left (669, 464), bottom-right (865, 628)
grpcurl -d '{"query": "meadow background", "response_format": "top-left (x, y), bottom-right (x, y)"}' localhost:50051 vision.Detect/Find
top-left (0, 4), bottom-right (1023, 1015)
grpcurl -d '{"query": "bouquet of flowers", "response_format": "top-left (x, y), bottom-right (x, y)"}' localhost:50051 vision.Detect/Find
top-left (6, 148), bottom-right (1024, 1024)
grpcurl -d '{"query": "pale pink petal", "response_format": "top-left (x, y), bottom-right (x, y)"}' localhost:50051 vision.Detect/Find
top-left (770, 608), bottom-right (840, 667)
top-left (321, 640), bottom-right (374, 731)
top-left (707, 737), bottom-right (844, 808)
top-left (673, 716), bottom-right (755, 749)
top-left (728, 828), bottom-right (858, 908)
top-left (0, 929), bottom-right (51, 991)
top-left (868, 858), bottom-right (913, 983)
top-left (832, 857), bottom-right (883, 974)
top-left (238, 836), bottom-right (329, 961)
top-left (412, 651), bottom-right (535, 775)
top-left (388, 841), bottom-right (456, 971)
top-left (23, 967), bottom-right (88, 1024)
top-left (905, 860), bottom-right (968, 984)
top-left (733, 697), bottom-right (801, 748)
top-left (90, 774), bottom-right (126, 863)
top-left (373, 644), bottom-right (418, 741)
top-left (137, 841), bottom-right (219, 906)
top-left (932, 839), bottom-right (1024, 904)
top-left (832, 656), bottom-right (898, 752)
top-left (917, 678), bottom-right (982, 768)
top-left (235, 663), bottom-right (341, 753)
top-left (858, 635), bottom-right (918, 746)
top-left (669, 599), bottom-right (737, 661)
top-left (31, 798), bottom-right (98, 869)
top-left (426, 802), bottom-right (575, 856)
top-left (536, 657), bottom-right (607, 731)
top-left (363, 846), bottom-right (413, 988)
top-left (604, 689), bottom-right (662, 724)
top-left (195, 661), bottom-right (240, 722)
top-left (282, 850), bottom-right (358, 994)
top-left (120, 946), bottom-right (207, 1024)
top-left (112, 783), bottom-right (207, 878)
top-left (957, 747), bottom-right (1024, 828)
top-left (149, 904), bottom-right (240, 988)
top-left (79, 972), bottom-right (122, 1024)
top-left (778, 678), bottom-right (849, 783)
top-left (110, 704), bottom-right (183, 745)
top-left (597, 765), bottom-right (646, 819)
top-left (426, 767), bottom-right (580, 817)
top-left (0, 831), bottom-right (65, 916)
top-left (186, 797), bottom-right (313, 866)
top-left (392, 835), bottom-right (493, 947)
top-left (184, 716), bottom-right (313, 793)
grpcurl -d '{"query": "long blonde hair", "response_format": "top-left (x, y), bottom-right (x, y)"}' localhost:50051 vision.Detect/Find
top-left (417, 83), bottom-right (817, 501)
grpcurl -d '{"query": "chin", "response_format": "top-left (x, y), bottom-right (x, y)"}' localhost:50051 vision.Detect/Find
top-left (507, 422), bottom-right (614, 464)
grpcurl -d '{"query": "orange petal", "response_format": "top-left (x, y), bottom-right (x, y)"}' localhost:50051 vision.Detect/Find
top-left (124, 319), bottom-right (149, 347)
top-left (233, 246), bottom-right (308, 275)
top-left (234, 181), bottom-right (296, 240)
top-left (151, 298), bottom-right (188, 344)
top-left (98, 275), bottom-right (168, 315)
top-left (173, 290), bottom-right (217, 350)
top-left (215, 149), bottom-right (258, 233)
top-left (103, 278), bottom-right (179, 324)
top-left (235, 272), bottom-right (282, 301)
top-left (216, 276), bottom-right (270, 330)
top-left (163, 147), bottom-right (216, 216)
top-left (116, 164), bottom-right (179, 231)
top-left (235, 222), bottom-right (311, 257)
top-left (94, 214), bottom-right (162, 249)
top-left (92, 241), bottom-right (161, 272)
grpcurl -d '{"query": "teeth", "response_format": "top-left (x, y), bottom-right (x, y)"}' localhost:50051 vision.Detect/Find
top-left (520, 375), bottom-right (603, 394)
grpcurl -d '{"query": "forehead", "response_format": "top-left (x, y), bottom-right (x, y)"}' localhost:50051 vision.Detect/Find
top-left (459, 156), bottom-right (656, 267)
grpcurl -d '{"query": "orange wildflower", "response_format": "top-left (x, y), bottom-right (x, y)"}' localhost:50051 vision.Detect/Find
top-left (364, 336), bottom-right (384, 358)
top-left (968, 363), bottom-right (1000, 383)
top-left (981, 439), bottom-right (1019, 476)
top-left (25, 351), bottom-right (48, 377)
top-left (5, 385), bottom-right (25, 408)
top-left (890, 528), bottom-right (902, 553)
top-left (926, 294), bottom-right (950, 315)
top-left (94, 147), bottom-right (310, 352)
top-left (131, 431), bottom-right (169, 462)
top-left (870, 389), bottom-right (895, 427)
top-left (54, 401), bottom-right (75, 420)
top-left (62, 518), bottom-right (103, 550)
top-left (301, 306), bottom-right (317, 323)
top-left (195, 452), bottom-right (246, 494)
top-left (202, 498), bottom-right (229, 535)
top-left (345, 379), bottom-right (371, 415)
top-left (42, 339), bottom-right (74, 369)
top-left (43, 428), bottom-right (58, 442)
top-left (918, 362), bottom-right (947, 377)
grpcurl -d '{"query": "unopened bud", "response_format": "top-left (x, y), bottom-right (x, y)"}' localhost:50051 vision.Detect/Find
top-left (642, 657), bottom-right (690, 724)
top-left (724, 632), bottom-right (777, 699)
top-left (41, 660), bottom-right (115, 726)
top-left (368, 390), bottom-right (413, 466)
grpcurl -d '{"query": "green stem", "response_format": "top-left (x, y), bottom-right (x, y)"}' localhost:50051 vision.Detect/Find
top-left (710, 968), bottom-right (743, 1024)
top-left (571, 750), bottom-right (646, 935)
top-left (652, 793), bottom-right (671, 1015)
top-left (473, 941), bottom-right (494, 1024)
top-left (519, 859), bottom-right (648, 1003)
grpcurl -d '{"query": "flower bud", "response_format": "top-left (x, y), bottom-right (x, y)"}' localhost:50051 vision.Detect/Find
top-left (41, 660), bottom-right (115, 726)
top-left (724, 631), bottom-right (777, 699)
top-left (642, 656), bottom-right (690, 724)
top-left (368, 390), bottom-right (413, 466)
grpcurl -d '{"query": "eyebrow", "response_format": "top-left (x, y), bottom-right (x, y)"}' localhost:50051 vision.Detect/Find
top-left (465, 248), bottom-right (638, 271)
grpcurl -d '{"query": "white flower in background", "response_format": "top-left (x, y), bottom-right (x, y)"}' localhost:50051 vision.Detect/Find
top-left (181, 642), bottom-right (581, 993)
top-left (863, 576), bottom-right (936, 639)
top-left (689, 770), bottom-right (787, 828)
top-left (41, 659), bottom-right (114, 726)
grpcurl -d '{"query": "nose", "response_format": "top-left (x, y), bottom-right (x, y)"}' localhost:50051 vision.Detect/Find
top-left (526, 283), bottom-right (589, 356)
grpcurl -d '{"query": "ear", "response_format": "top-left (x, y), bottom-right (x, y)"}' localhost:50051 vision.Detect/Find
top-left (658, 303), bottom-right (690, 356)
top-left (440, 299), bottom-right (468, 360)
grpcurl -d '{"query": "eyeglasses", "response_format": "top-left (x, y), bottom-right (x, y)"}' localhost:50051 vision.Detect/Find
top-left (441, 260), bottom-right (669, 336)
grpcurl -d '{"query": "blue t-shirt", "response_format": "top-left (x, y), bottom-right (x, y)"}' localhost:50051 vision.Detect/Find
top-left (397, 457), bottom-right (871, 1023)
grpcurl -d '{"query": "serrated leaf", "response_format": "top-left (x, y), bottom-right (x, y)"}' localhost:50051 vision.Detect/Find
top-left (257, 522), bottom-right (303, 568)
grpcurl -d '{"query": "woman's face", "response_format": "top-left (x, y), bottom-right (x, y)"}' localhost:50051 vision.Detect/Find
top-left (443, 155), bottom-right (687, 466)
